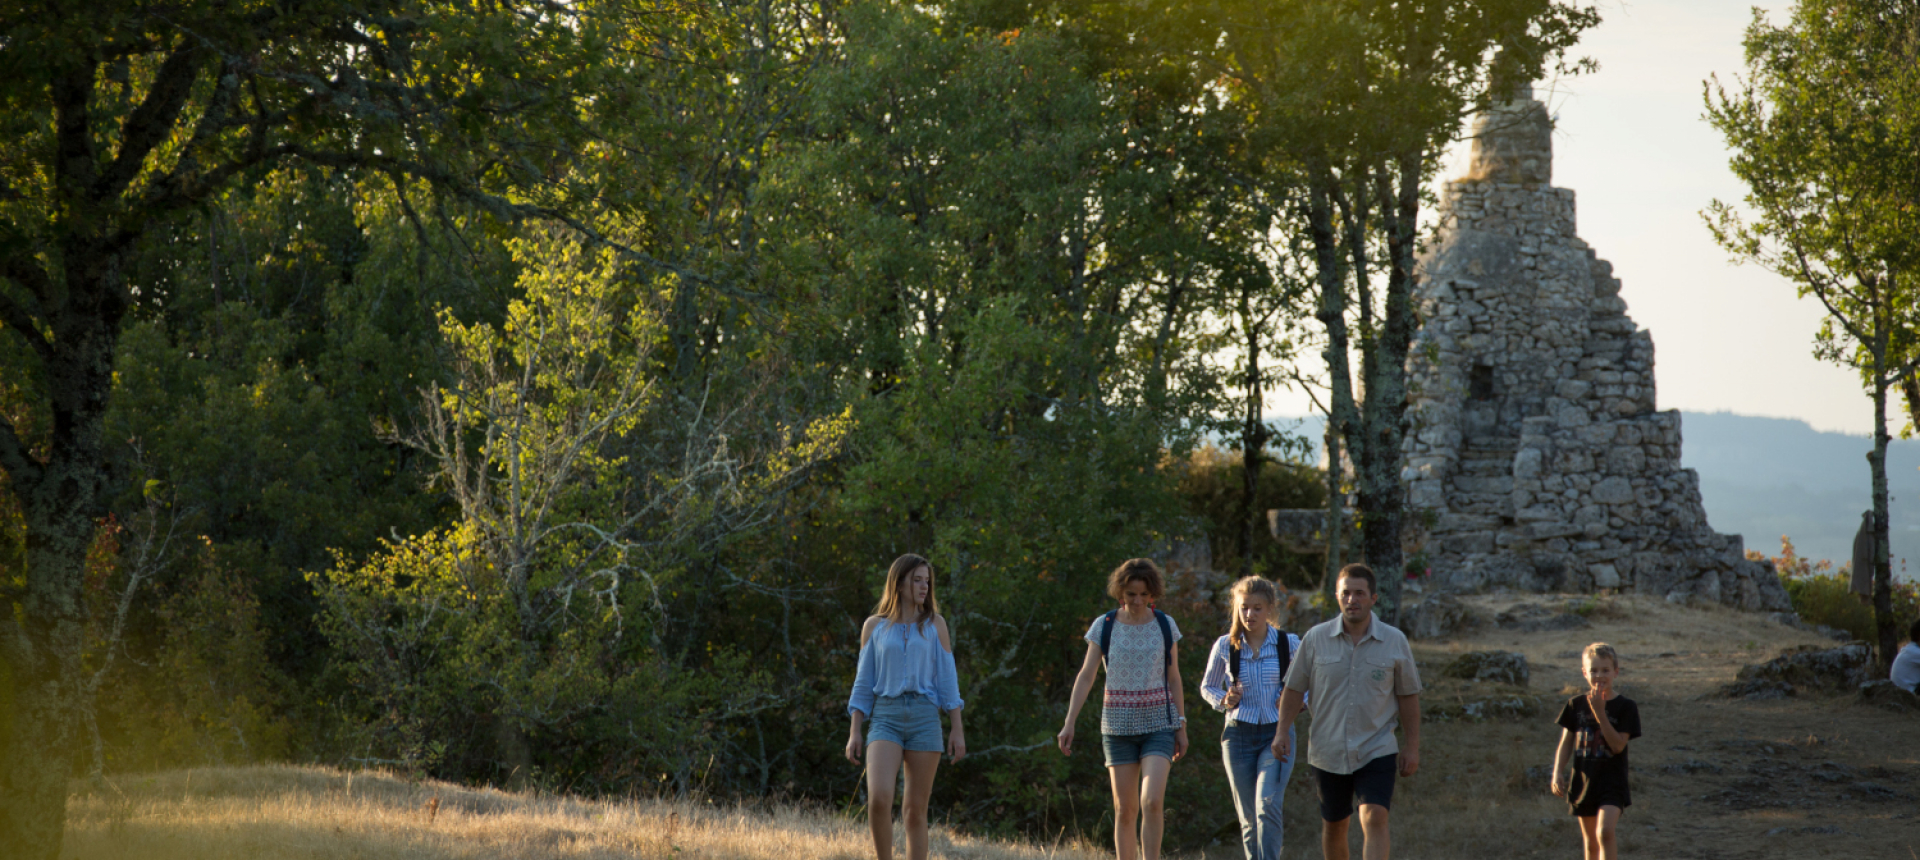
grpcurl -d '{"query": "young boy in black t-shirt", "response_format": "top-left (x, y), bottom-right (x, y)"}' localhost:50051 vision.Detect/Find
top-left (1551, 642), bottom-right (1641, 860)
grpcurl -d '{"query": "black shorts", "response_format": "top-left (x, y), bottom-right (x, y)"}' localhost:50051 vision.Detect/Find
top-left (1312, 754), bottom-right (1396, 821)
top-left (1570, 787), bottom-right (1630, 818)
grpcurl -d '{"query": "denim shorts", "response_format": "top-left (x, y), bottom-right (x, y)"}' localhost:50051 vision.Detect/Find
top-left (1102, 729), bottom-right (1178, 767)
top-left (867, 692), bottom-right (944, 752)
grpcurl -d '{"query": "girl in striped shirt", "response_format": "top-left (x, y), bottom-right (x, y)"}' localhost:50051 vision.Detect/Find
top-left (1201, 576), bottom-right (1302, 860)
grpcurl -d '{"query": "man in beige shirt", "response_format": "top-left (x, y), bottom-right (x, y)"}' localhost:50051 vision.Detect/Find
top-left (1274, 564), bottom-right (1421, 860)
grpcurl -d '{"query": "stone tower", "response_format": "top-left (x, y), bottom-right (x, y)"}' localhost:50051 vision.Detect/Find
top-left (1403, 84), bottom-right (1788, 611)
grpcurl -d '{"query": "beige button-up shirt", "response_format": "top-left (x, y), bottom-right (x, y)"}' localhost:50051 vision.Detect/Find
top-left (1283, 612), bottom-right (1422, 775)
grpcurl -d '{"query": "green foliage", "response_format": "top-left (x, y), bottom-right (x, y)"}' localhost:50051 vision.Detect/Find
top-left (1706, 0), bottom-right (1920, 668)
top-left (0, 0), bottom-right (1612, 855)
top-left (1762, 536), bottom-right (1920, 642)
top-left (313, 219), bottom-right (848, 790)
top-left (1173, 444), bottom-right (1326, 590)
top-left (88, 540), bottom-right (297, 772)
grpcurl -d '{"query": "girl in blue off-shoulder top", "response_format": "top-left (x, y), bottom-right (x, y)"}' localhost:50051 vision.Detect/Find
top-left (845, 553), bottom-right (965, 860)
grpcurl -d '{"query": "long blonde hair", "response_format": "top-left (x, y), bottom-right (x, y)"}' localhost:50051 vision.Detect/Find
top-left (1228, 576), bottom-right (1280, 648)
top-left (873, 553), bottom-right (939, 633)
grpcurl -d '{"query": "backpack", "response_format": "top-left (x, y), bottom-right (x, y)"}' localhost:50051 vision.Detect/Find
top-left (1098, 608), bottom-right (1174, 669)
top-left (1097, 608), bottom-right (1181, 726)
top-left (1228, 627), bottom-right (1293, 689)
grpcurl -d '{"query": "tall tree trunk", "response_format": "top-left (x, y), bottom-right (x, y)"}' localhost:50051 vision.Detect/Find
top-left (1238, 283), bottom-right (1269, 580)
top-left (1307, 163), bottom-right (1363, 602)
top-left (1355, 152), bottom-right (1423, 626)
top-left (1872, 345), bottom-right (1897, 674)
top-left (1, 257), bottom-right (127, 860)
top-left (1322, 423), bottom-right (1346, 599)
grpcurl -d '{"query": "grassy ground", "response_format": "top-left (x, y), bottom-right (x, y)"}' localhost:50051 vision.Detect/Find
top-left (61, 594), bottom-right (1920, 860)
top-left (61, 765), bottom-right (1100, 860)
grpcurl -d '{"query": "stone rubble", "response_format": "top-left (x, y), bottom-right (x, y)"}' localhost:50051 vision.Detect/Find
top-left (1402, 84), bottom-right (1791, 612)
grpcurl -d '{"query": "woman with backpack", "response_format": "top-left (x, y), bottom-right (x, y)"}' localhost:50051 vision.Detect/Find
top-left (1200, 576), bottom-right (1301, 860)
top-left (846, 553), bottom-right (966, 860)
top-left (1058, 558), bottom-right (1188, 860)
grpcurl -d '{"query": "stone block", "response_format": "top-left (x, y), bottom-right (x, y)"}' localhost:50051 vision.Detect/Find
top-left (1409, 479), bottom-right (1445, 509)
top-left (1436, 513), bottom-right (1503, 533)
top-left (1554, 379), bottom-right (1591, 400)
top-left (1529, 521), bottom-right (1585, 540)
top-left (1605, 446), bottom-right (1646, 474)
top-left (1514, 448), bottom-right (1543, 478)
top-left (1453, 476), bottom-right (1514, 494)
top-left (1442, 533), bottom-right (1496, 555)
top-left (1592, 477), bottom-right (1635, 505)
top-left (1590, 563), bottom-right (1621, 588)
top-left (1517, 505), bottom-right (1562, 522)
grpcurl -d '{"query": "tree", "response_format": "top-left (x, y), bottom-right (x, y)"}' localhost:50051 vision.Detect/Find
top-left (315, 223), bottom-right (849, 789)
top-left (1705, 0), bottom-right (1920, 672)
top-left (0, 2), bottom-right (611, 854)
top-left (1195, 0), bottom-right (1598, 620)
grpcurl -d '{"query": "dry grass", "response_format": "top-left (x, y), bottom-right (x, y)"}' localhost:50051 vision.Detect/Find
top-left (60, 765), bottom-right (1104, 860)
top-left (63, 595), bottom-right (1920, 860)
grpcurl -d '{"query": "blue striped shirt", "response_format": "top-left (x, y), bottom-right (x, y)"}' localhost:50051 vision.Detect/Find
top-left (1200, 628), bottom-right (1300, 725)
top-left (847, 618), bottom-right (965, 717)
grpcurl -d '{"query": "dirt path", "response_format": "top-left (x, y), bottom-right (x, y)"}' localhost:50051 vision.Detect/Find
top-left (1381, 593), bottom-right (1919, 860)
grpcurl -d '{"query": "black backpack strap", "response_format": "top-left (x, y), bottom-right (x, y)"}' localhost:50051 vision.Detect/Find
top-left (1153, 609), bottom-right (1173, 667)
top-left (1229, 635), bottom-right (1241, 684)
top-left (1098, 609), bottom-right (1119, 666)
top-left (1153, 609), bottom-right (1176, 725)
top-left (1274, 628), bottom-right (1293, 687)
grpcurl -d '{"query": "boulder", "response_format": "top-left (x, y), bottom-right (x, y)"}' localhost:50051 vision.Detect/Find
top-left (1441, 650), bottom-right (1530, 687)
top-left (1724, 643), bottom-right (1873, 699)
top-left (1401, 592), bottom-right (1476, 640)
top-left (1857, 680), bottom-right (1920, 714)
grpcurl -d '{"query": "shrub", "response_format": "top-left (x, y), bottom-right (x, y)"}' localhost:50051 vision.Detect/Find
top-left (1758, 536), bottom-right (1920, 641)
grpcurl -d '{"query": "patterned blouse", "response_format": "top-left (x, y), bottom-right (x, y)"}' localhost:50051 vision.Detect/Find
top-left (1084, 612), bottom-right (1183, 736)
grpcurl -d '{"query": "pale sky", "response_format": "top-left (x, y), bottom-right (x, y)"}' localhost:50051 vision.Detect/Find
top-left (1272, 0), bottom-right (1882, 436)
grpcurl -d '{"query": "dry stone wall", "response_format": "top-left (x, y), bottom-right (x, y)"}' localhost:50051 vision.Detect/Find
top-left (1403, 86), bottom-right (1789, 612)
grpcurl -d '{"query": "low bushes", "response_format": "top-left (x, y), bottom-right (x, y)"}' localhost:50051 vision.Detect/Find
top-left (1756, 536), bottom-right (1920, 641)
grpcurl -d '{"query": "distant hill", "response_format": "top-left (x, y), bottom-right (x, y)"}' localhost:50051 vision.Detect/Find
top-left (1271, 411), bottom-right (1920, 575)
top-left (1679, 411), bottom-right (1920, 574)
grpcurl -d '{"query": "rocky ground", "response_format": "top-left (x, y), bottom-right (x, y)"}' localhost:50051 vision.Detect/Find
top-left (1326, 592), bottom-right (1920, 860)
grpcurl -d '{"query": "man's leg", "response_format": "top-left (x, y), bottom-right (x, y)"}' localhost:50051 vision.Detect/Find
top-left (1357, 803), bottom-right (1391, 860)
top-left (1350, 754), bottom-right (1398, 860)
top-left (1313, 764), bottom-right (1356, 860)
top-left (1108, 762), bottom-right (1141, 860)
top-left (1321, 817), bottom-right (1351, 860)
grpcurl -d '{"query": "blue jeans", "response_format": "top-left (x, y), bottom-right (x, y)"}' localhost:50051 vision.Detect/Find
top-left (1221, 721), bottom-right (1294, 860)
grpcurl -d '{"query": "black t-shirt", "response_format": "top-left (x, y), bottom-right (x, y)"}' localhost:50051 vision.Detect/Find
top-left (1554, 694), bottom-right (1642, 812)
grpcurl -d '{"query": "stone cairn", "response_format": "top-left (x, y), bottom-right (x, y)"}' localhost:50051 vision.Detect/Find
top-left (1401, 83), bottom-right (1790, 612)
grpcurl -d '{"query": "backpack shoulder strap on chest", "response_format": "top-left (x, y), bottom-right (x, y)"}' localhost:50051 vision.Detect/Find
top-left (1153, 609), bottom-right (1173, 666)
top-left (1098, 609), bottom-right (1119, 664)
